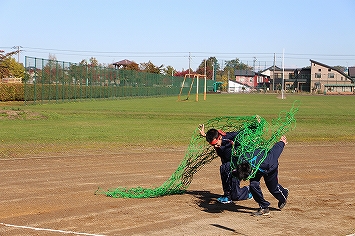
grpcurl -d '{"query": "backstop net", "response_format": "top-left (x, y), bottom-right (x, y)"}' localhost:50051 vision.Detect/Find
top-left (24, 56), bottom-right (215, 104)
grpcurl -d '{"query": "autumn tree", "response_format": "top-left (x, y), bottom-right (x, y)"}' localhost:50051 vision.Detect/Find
top-left (174, 69), bottom-right (192, 77)
top-left (89, 57), bottom-right (99, 67)
top-left (125, 62), bottom-right (139, 71)
top-left (41, 54), bottom-right (61, 84)
top-left (83, 57), bottom-right (101, 84)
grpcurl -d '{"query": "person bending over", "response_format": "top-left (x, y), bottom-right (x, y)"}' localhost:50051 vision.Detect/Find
top-left (199, 125), bottom-right (252, 204)
top-left (234, 135), bottom-right (289, 216)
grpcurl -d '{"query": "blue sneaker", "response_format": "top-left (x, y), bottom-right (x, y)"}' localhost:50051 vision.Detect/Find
top-left (247, 192), bottom-right (253, 200)
top-left (217, 196), bottom-right (232, 204)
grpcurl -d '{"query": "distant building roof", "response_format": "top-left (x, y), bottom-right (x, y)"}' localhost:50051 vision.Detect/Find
top-left (310, 59), bottom-right (352, 82)
top-left (348, 66), bottom-right (355, 78)
top-left (113, 59), bottom-right (134, 66)
top-left (260, 65), bottom-right (281, 73)
top-left (260, 65), bottom-right (298, 73)
top-left (112, 59), bottom-right (137, 69)
top-left (234, 70), bottom-right (255, 77)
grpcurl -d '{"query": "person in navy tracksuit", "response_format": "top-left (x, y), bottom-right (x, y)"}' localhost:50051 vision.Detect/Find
top-left (199, 125), bottom-right (252, 203)
top-left (234, 135), bottom-right (289, 216)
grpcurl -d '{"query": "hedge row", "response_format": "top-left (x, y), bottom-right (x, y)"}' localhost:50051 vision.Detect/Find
top-left (0, 83), bottom-right (183, 103)
top-left (0, 84), bottom-right (25, 101)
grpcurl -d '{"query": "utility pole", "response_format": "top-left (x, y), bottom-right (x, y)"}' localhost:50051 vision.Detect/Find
top-left (212, 62), bottom-right (215, 81)
top-left (282, 49), bottom-right (285, 99)
top-left (188, 52), bottom-right (191, 77)
top-left (12, 46), bottom-right (22, 62)
top-left (253, 57), bottom-right (257, 72)
top-left (204, 59), bottom-right (207, 100)
top-left (273, 53), bottom-right (276, 91)
top-left (204, 59), bottom-right (207, 78)
top-left (220, 59), bottom-right (224, 82)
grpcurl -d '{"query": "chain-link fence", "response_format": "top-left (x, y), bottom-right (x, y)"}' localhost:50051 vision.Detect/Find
top-left (24, 56), bottom-right (216, 104)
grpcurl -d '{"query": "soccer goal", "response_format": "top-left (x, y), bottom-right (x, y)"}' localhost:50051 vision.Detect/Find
top-left (177, 73), bottom-right (207, 101)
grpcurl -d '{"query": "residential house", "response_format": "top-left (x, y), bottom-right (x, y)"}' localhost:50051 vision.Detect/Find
top-left (234, 70), bottom-right (255, 87)
top-left (310, 60), bottom-right (354, 94)
top-left (231, 70), bottom-right (270, 93)
top-left (260, 60), bottom-right (354, 94)
top-left (260, 66), bottom-right (298, 91)
top-left (287, 67), bottom-right (311, 92)
top-left (228, 80), bottom-right (253, 93)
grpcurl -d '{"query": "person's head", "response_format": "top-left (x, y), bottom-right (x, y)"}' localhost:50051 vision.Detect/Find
top-left (232, 162), bottom-right (251, 180)
top-left (206, 129), bottom-right (223, 147)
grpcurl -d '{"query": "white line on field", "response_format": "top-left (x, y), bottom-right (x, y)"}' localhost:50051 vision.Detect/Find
top-left (0, 222), bottom-right (106, 236)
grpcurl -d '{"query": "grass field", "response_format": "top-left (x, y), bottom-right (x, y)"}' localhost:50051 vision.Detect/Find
top-left (1, 93), bottom-right (354, 158)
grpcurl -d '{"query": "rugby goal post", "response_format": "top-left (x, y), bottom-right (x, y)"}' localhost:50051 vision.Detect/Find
top-left (177, 73), bottom-right (207, 101)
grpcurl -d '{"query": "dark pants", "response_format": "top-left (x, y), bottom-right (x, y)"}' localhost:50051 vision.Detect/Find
top-left (249, 142), bottom-right (288, 208)
top-left (220, 162), bottom-right (250, 201)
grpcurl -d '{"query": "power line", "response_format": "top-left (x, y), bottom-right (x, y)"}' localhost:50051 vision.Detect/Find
top-left (9, 46), bottom-right (354, 69)
top-left (17, 47), bottom-right (355, 57)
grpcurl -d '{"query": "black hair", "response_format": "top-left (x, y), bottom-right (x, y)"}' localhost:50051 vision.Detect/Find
top-left (232, 162), bottom-right (252, 180)
top-left (205, 129), bottom-right (219, 143)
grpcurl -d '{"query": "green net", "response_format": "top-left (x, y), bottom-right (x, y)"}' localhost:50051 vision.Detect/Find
top-left (231, 101), bottom-right (299, 179)
top-left (99, 101), bottom-right (299, 198)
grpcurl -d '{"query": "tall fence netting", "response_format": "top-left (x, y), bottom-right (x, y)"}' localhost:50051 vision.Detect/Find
top-left (24, 56), bottom-right (216, 104)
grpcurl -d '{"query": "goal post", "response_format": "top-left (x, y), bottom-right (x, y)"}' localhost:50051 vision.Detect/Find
top-left (177, 73), bottom-right (207, 102)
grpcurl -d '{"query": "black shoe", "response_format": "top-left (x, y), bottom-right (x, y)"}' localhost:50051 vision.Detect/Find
top-left (253, 207), bottom-right (270, 216)
top-left (278, 188), bottom-right (289, 209)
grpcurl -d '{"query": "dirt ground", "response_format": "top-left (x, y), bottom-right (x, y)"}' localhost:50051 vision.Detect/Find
top-left (1, 142), bottom-right (355, 236)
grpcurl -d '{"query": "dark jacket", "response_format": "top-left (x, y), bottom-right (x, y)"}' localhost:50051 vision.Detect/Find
top-left (215, 132), bottom-right (239, 164)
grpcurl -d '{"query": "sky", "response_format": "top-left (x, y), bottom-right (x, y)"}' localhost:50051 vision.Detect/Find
top-left (1, 0), bottom-right (355, 71)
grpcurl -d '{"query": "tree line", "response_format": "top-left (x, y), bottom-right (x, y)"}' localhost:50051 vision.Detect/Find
top-left (1, 49), bottom-right (252, 86)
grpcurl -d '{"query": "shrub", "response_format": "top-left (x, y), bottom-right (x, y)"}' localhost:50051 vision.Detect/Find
top-left (0, 84), bottom-right (24, 101)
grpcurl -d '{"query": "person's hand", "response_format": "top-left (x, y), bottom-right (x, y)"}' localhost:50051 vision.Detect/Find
top-left (256, 115), bottom-right (261, 123)
top-left (198, 124), bottom-right (206, 137)
top-left (280, 135), bottom-right (288, 145)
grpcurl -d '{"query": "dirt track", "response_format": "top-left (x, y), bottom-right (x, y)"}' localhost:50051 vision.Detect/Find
top-left (1, 143), bottom-right (355, 236)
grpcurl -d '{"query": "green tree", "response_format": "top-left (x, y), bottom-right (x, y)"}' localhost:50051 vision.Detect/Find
top-left (195, 57), bottom-right (219, 80)
top-left (163, 65), bottom-right (176, 76)
top-left (0, 49), bottom-right (24, 79)
top-left (219, 58), bottom-right (253, 86)
top-left (224, 58), bottom-right (252, 73)
top-left (0, 57), bottom-right (25, 79)
top-left (333, 65), bottom-right (346, 73)
top-left (140, 61), bottom-right (163, 74)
